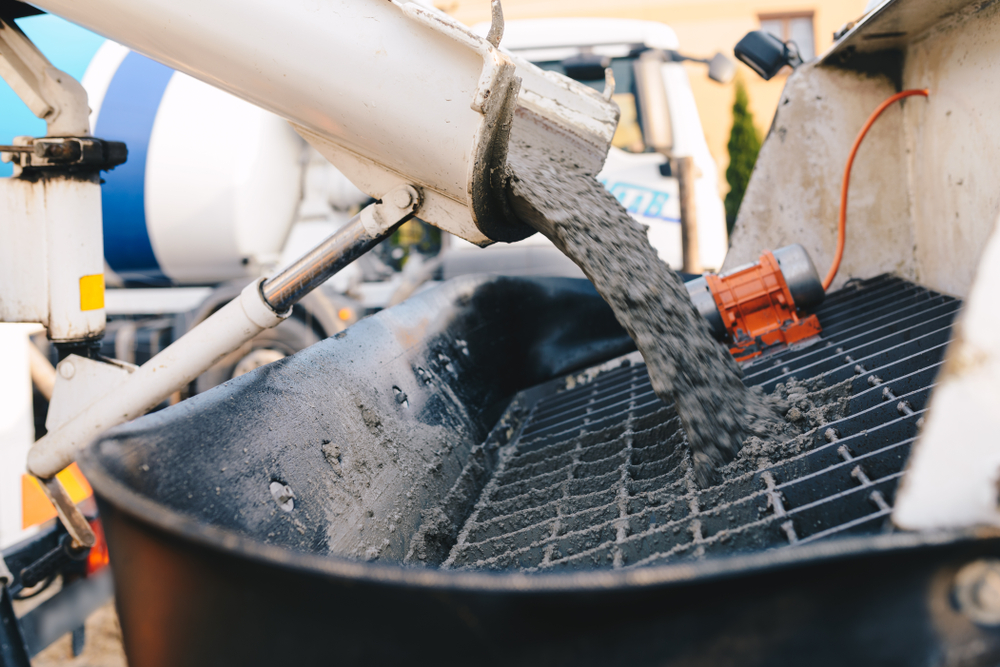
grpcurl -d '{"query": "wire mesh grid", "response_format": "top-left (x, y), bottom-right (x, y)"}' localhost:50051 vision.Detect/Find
top-left (441, 275), bottom-right (960, 572)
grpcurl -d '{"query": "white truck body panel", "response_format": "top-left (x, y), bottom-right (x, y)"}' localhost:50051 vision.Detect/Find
top-left (0, 325), bottom-right (37, 549)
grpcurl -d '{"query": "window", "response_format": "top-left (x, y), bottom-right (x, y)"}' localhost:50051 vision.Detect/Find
top-left (534, 54), bottom-right (649, 153)
top-left (759, 12), bottom-right (816, 61)
top-left (610, 93), bottom-right (645, 153)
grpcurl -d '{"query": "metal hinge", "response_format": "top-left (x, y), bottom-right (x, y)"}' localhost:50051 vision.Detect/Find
top-left (0, 137), bottom-right (127, 173)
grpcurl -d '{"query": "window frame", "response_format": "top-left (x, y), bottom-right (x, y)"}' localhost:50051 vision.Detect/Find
top-left (757, 10), bottom-right (816, 61)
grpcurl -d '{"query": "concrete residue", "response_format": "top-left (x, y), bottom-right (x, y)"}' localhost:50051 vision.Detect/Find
top-left (312, 380), bottom-right (477, 563)
top-left (404, 394), bottom-right (532, 567)
top-left (719, 377), bottom-right (853, 478)
top-left (437, 369), bottom-right (852, 573)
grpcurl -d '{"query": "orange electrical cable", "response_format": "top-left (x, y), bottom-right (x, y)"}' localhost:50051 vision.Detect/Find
top-left (822, 88), bottom-right (930, 291)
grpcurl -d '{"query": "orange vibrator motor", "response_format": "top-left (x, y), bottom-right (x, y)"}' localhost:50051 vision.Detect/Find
top-left (686, 244), bottom-right (825, 361)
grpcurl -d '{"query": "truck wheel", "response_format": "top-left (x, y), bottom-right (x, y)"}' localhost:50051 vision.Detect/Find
top-left (193, 315), bottom-right (321, 394)
top-left (233, 348), bottom-right (287, 378)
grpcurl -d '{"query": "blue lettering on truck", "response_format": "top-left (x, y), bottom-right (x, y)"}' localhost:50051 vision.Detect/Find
top-left (601, 180), bottom-right (681, 223)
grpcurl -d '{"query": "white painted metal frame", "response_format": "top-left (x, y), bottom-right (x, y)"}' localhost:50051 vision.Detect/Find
top-left (0, 17), bottom-right (89, 137)
top-left (0, 176), bottom-right (106, 342)
top-left (893, 212), bottom-right (1000, 530)
top-left (28, 278), bottom-right (287, 479)
top-left (0, 18), bottom-right (106, 343)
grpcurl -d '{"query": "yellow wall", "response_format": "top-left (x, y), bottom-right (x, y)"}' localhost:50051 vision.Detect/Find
top-left (444, 0), bottom-right (869, 194)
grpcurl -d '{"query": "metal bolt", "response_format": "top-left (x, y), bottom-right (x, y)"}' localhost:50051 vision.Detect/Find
top-left (392, 386), bottom-right (408, 406)
top-left (269, 481), bottom-right (295, 512)
top-left (59, 361), bottom-right (75, 380)
top-left (954, 559), bottom-right (1000, 625)
top-left (391, 188), bottom-right (413, 209)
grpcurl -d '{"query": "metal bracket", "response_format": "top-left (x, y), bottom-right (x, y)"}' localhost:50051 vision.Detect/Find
top-left (46, 355), bottom-right (138, 433)
top-left (358, 184), bottom-right (420, 237)
top-left (39, 478), bottom-right (95, 550)
top-left (0, 137), bottom-right (127, 175)
top-left (602, 67), bottom-right (616, 101)
top-left (0, 17), bottom-right (90, 137)
top-left (32, 353), bottom-right (118, 550)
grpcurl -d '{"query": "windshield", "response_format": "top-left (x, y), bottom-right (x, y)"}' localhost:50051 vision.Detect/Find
top-left (533, 55), bottom-right (647, 153)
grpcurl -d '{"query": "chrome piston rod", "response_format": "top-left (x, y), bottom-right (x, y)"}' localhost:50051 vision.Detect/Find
top-left (263, 185), bottom-right (420, 312)
top-left (263, 213), bottom-right (402, 312)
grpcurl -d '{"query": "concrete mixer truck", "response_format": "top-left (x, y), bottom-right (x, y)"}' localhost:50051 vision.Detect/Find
top-left (4, 0), bottom-right (1000, 663)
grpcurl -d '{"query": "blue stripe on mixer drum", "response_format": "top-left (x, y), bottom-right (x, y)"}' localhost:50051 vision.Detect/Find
top-left (96, 51), bottom-right (174, 283)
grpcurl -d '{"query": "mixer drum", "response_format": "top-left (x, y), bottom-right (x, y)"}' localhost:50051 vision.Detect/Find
top-left (85, 44), bottom-right (305, 285)
top-left (80, 274), bottom-right (1000, 666)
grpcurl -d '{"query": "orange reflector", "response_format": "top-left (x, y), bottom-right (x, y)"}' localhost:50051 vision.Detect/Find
top-left (22, 463), bottom-right (93, 528)
top-left (86, 518), bottom-right (110, 575)
top-left (338, 307), bottom-right (353, 321)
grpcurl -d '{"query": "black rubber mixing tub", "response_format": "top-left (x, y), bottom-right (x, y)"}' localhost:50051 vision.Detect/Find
top-left (80, 275), bottom-right (1000, 666)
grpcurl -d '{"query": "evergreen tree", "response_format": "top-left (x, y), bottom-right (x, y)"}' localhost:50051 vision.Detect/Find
top-left (724, 77), bottom-right (762, 235)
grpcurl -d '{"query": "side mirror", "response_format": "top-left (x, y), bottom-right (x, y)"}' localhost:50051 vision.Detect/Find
top-left (707, 53), bottom-right (736, 84)
top-left (666, 49), bottom-right (736, 86)
top-left (734, 30), bottom-right (803, 80)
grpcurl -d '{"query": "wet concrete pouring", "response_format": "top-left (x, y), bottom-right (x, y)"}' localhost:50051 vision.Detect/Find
top-left (504, 130), bottom-right (806, 487)
top-left (400, 131), bottom-right (853, 572)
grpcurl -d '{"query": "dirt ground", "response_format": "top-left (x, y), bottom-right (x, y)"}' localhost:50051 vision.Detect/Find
top-left (31, 600), bottom-right (127, 667)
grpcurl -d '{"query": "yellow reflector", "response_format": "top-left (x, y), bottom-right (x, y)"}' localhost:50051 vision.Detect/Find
top-left (79, 274), bottom-right (105, 311)
top-left (338, 307), bottom-right (353, 321)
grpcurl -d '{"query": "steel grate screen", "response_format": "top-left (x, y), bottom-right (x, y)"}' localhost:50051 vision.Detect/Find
top-left (441, 275), bottom-right (960, 572)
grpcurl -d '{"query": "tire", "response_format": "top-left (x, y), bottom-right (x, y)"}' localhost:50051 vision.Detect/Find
top-left (193, 314), bottom-right (321, 394)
